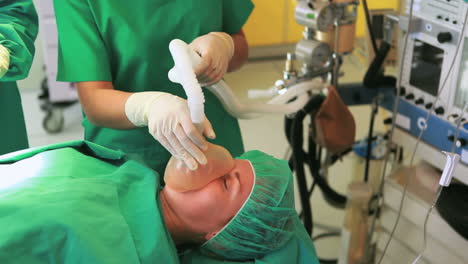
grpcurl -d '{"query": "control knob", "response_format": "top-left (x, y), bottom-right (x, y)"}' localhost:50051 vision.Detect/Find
top-left (448, 135), bottom-right (467, 148)
top-left (399, 86), bottom-right (406, 96)
top-left (437, 32), bottom-right (452, 43)
top-left (434, 106), bottom-right (445, 115)
top-left (405, 93), bottom-right (415, 100)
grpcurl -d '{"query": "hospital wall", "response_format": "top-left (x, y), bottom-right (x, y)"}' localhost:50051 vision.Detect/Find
top-left (243, 0), bottom-right (401, 47)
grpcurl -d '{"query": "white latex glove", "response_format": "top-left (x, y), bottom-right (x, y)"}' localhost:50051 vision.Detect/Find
top-left (189, 32), bottom-right (234, 86)
top-left (0, 44), bottom-right (10, 78)
top-left (125, 92), bottom-right (216, 170)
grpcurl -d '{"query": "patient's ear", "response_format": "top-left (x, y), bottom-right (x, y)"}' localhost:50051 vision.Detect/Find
top-left (204, 231), bottom-right (218, 241)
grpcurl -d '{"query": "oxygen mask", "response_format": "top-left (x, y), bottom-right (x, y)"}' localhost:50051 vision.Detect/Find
top-left (164, 143), bottom-right (235, 192)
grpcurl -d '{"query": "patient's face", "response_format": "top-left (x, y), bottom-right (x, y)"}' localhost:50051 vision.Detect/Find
top-left (166, 159), bottom-right (255, 235)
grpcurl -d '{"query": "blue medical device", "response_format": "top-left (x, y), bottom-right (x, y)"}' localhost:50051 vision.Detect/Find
top-left (384, 0), bottom-right (468, 185)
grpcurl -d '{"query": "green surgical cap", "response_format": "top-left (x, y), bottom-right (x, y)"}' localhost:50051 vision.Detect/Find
top-left (199, 150), bottom-right (297, 260)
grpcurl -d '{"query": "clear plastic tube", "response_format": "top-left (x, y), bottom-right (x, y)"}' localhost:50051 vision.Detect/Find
top-left (248, 86), bottom-right (279, 99)
top-left (168, 39), bottom-right (205, 125)
top-left (168, 39), bottom-right (325, 120)
top-left (207, 79), bottom-right (322, 119)
top-left (267, 79), bottom-right (322, 104)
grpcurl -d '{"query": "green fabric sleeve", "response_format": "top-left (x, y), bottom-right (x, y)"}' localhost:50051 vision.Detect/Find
top-left (53, 0), bottom-right (112, 82)
top-left (222, 0), bottom-right (254, 34)
top-left (0, 0), bottom-right (38, 82)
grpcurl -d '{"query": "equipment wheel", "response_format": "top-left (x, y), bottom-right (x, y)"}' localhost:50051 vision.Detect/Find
top-left (43, 108), bottom-right (64, 134)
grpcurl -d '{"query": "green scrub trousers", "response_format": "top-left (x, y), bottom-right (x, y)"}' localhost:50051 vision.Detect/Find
top-left (54, 0), bottom-right (254, 174)
top-left (0, 141), bottom-right (179, 264)
top-left (0, 0), bottom-right (38, 155)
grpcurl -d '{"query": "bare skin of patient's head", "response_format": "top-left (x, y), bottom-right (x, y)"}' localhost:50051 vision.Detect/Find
top-left (159, 143), bottom-right (254, 246)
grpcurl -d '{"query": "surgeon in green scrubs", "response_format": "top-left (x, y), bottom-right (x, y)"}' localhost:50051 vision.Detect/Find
top-left (53, 0), bottom-right (254, 175)
top-left (0, 0), bottom-right (38, 155)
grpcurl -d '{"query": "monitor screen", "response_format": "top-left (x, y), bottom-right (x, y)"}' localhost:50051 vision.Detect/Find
top-left (409, 39), bottom-right (444, 96)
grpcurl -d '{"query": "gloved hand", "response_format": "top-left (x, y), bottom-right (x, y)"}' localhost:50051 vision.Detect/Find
top-left (125, 92), bottom-right (216, 170)
top-left (189, 32), bottom-right (234, 86)
top-left (0, 44), bottom-right (10, 78)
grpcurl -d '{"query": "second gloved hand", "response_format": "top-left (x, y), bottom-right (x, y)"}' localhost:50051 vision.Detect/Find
top-left (125, 92), bottom-right (216, 170)
top-left (190, 32), bottom-right (234, 86)
top-left (0, 44), bottom-right (10, 78)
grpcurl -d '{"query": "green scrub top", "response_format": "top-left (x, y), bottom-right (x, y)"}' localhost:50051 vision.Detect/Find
top-left (54, 0), bottom-right (254, 174)
top-left (0, 141), bottom-right (179, 264)
top-left (0, 0), bottom-right (38, 155)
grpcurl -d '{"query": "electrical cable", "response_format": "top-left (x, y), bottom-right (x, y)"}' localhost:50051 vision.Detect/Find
top-left (370, 1), bottom-right (419, 247)
top-left (307, 121), bottom-right (319, 200)
top-left (297, 155), bottom-right (319, 219)
top-left (307, 181), bottom-right (318, 197)
top-left (307, 130), bottom-right (347, 208)
top-left (298, 181), bottom-right (317, 221)
top-left (364, 97), bottom-right (379, 182)
top-left (312, 232), bottom-right (341, 264)
top-left (290, 96), bottom-right (325, 235)
top-left (362, 0), bottom-right (379, 54)
top-left (297, 129), bottom-right (348, 230)
top-left (291, 116), bottom-right (314, 235)
top-left (365, 22), bottom-right (414, 264)
top-left (319, 257), bottom-right (338, 264)
top-left (287, 94), bottom-right (349, 235)
top-left (301, 152), bottom-right (316, 235)
top-left (313, 231), bottom-right (341, 242)
top-left (411, 102), bottom-right (468, 264)
top-left (285, 95), bottom-right (347, 209)
top-left (376, 8), bottom-right (468, 264)
top-left (318, 145), bottom-right (323, 163)
top-left (410, 185), bottom-right (443, 264)
top-left (364, 41), bottom-right (396, 88)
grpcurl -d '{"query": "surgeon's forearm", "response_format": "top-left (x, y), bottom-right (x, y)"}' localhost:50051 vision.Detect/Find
top-left (76, 81), bottom-right (135, 129)
top-left (227, 30), bottom-right (249, 72)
